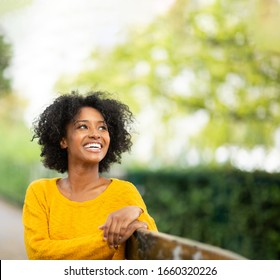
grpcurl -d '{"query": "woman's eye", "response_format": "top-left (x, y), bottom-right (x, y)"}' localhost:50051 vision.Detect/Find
top-left (78, 124), bottom-right (87, 129)
top-left (98, 126), bottom-right (107, 131)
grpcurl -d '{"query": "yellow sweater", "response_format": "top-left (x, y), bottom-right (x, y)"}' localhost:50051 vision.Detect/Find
top-left (23, 178), bottom-right (157, 260)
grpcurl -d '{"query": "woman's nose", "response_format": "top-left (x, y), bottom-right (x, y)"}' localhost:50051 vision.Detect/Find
top-left (88, 128), bottom-right (101, 139)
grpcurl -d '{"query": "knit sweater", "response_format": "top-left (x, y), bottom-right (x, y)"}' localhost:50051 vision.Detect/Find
top-left (22, 177), bottom-right (157, 260)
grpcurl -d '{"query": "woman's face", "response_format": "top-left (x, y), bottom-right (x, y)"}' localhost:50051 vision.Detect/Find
top-left (60, 106), bottom-right (110, 168)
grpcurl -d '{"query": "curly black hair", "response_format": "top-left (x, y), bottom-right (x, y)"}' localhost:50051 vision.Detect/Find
top-left (32, 91), bottom-right (134, 173)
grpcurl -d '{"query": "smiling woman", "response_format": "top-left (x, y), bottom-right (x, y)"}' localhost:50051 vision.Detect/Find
top-left (22, 90), bottom-right (157, 260)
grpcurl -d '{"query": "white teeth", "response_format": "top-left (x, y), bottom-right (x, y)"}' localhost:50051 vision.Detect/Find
top-left (84, 143), bottom-right (101, 149)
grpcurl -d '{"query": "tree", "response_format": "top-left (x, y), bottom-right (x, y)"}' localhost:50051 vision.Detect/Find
top-left (0, 33), bottom-right (11, 96)
top-left (57, 0), bottom-right (280, 169)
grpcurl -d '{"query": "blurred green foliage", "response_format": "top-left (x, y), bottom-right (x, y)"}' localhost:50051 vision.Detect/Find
top-left (0, 159), bottom-right (32, 204)
top-left (0, 97), bottom-right (60, 203)
top-left (0, 116), bottom-right (48, 204)
top-left (57, 0), bottom-right (280, 166)
top-left (126, 168), bottom-right (280, 259)
top-left (0, 34), bottom-right (11, 96)
top-left (0, 31), bottom-right (53, 203)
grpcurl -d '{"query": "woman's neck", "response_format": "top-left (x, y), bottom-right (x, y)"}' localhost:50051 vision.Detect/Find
top-left (58, 165), bottom-right (111, 202)
top-left (66, 164), bottom-right (101, 192)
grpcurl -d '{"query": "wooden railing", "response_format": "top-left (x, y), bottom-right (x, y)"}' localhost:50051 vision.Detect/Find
top-left (126, 229), bottom-right (246, 260)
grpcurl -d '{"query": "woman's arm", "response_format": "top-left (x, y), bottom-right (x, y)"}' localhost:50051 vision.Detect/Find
top-left (98, 181), bottom-right (158, 249)
top-left (23, 187), bottom-right (107, 260)
top-left (98, 206), bottom-right (146, 248)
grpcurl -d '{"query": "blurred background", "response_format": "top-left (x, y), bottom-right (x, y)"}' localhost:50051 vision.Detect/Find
top-left (0, 0), bottom-right (279, 259)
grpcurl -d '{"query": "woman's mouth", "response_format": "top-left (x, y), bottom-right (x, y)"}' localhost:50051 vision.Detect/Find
top-left (84, 142), bottom-right (102, 151)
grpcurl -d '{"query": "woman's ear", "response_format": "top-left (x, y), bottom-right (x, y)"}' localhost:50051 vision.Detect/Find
top-left (60, 138), bottom-right (68, 149)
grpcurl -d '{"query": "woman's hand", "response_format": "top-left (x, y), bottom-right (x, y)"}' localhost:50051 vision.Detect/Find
top-left (118, 220), bottom-right (148, 244)
top-left (99, 206), bottom-right (144, 248)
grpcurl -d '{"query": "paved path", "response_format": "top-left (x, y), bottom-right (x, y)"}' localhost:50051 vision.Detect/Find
top-left (0, 198), bottom-right (27, 259)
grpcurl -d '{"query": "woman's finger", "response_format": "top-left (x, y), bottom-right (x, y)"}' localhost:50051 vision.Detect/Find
top-left (118, 221), bottom-right (148, 244)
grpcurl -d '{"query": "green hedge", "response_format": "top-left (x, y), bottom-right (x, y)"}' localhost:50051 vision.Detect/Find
top-left (125, 167), bottom-right (280, 260)
top-left (0, 159), bottom-right (31, 205)
top-left (0, 158), bottom-right (57, 205)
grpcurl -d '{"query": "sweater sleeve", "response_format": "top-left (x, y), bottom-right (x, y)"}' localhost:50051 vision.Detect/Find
top-left (117, 180), bottom-right (158, 232)
top-left (22, 185), bottom-right (111, 260)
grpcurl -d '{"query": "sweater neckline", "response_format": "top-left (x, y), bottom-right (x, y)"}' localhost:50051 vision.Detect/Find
top-left (52, 177), bottom-right (116, 206)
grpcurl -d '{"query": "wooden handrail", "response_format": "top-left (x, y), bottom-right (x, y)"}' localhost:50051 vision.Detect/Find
top-left (126, 229), bottom-right (246, 260)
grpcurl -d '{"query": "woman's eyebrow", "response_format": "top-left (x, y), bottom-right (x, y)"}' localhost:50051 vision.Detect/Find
top-left (73, 119), bottom-right (88, 125)
top-left (73, 119), bottom-right (106, 124)
top-left (74, 119), bottom-right (88, 123)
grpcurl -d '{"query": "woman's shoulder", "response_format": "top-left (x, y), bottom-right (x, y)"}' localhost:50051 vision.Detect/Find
top-left (108, 178), bottom-right (146, 207)
top-left (27, 177), bottom-right (60, 194)
top-left (110, 178), bottom-right (141, 194)
top-left (110, 178), bottom-right (136, 188)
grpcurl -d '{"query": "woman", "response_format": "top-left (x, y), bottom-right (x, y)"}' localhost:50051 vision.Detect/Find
top-left (23, 91), bottom-right (157, 259)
